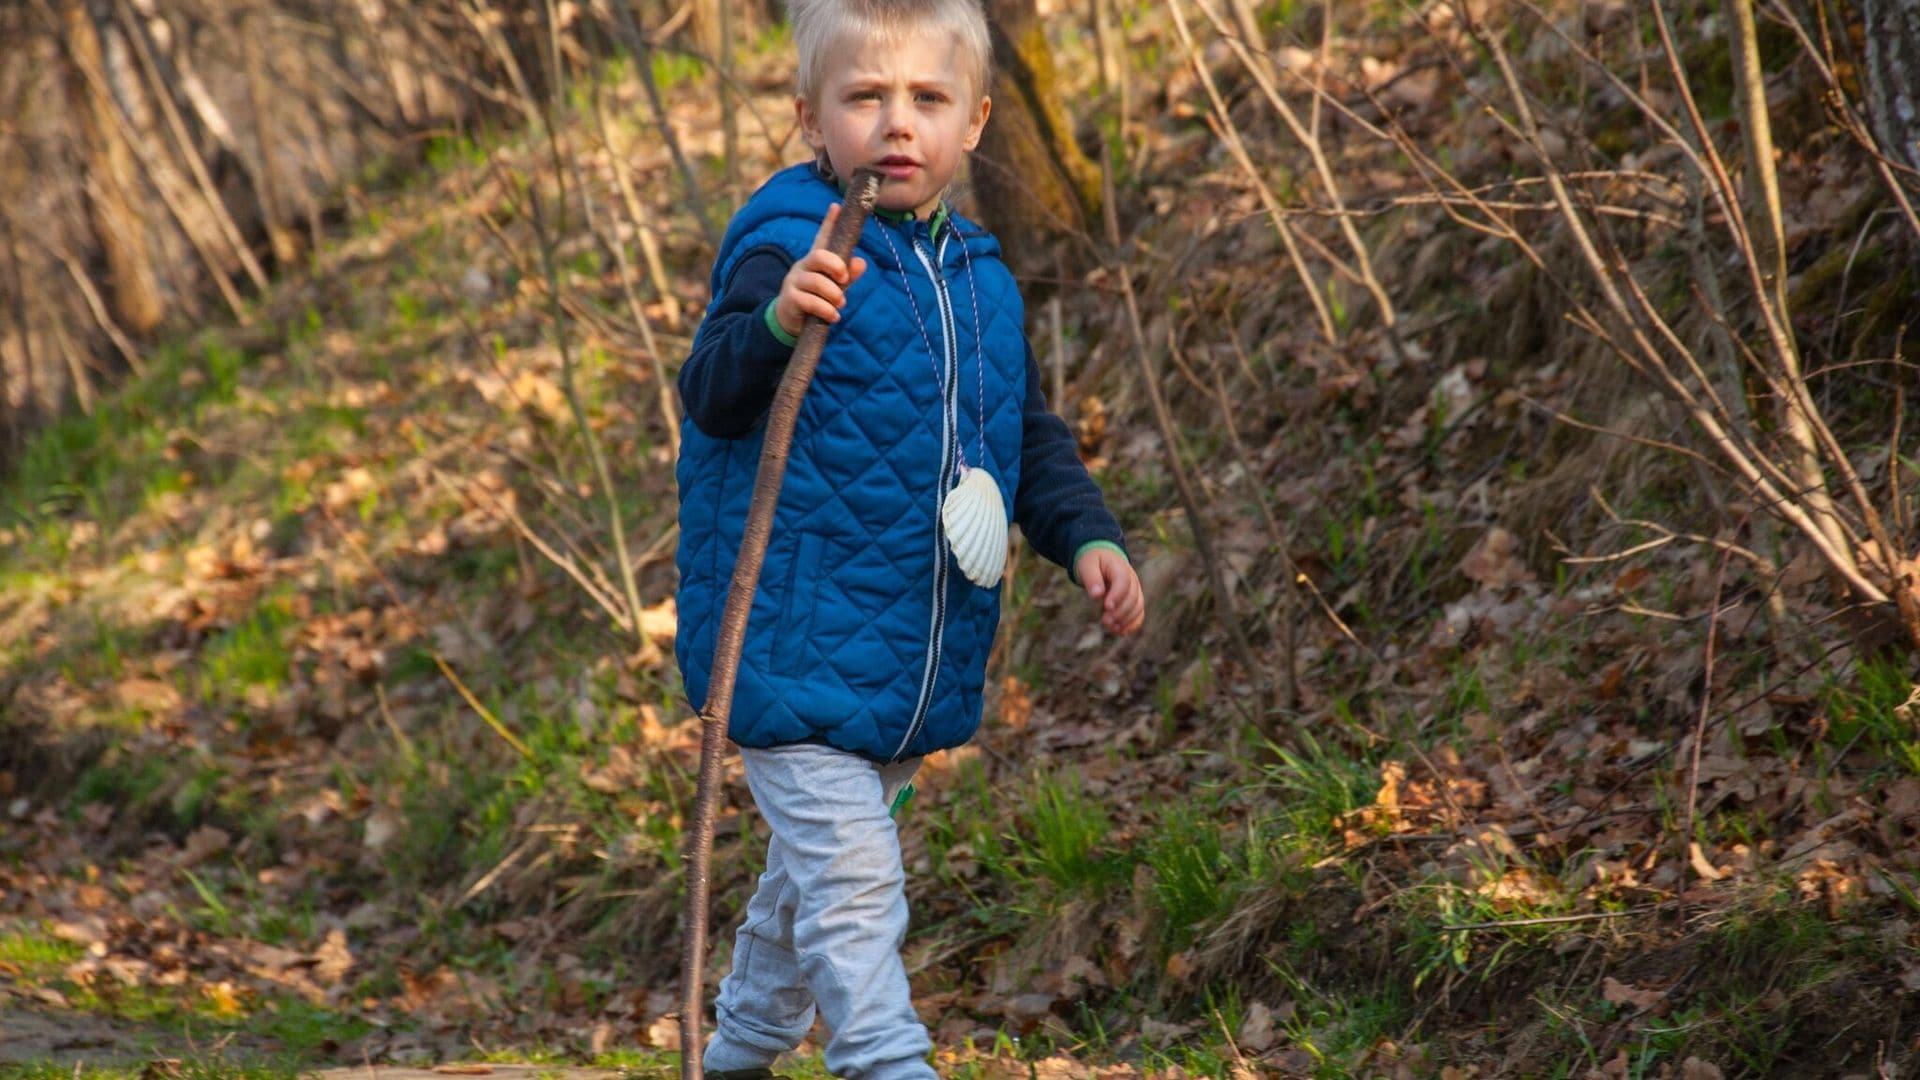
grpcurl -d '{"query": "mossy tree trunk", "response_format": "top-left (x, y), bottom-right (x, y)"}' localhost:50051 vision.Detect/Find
top-left (1858, 0), bottom-right (1920, 178)
top-left (972, 0), bottom-right (1102, 279)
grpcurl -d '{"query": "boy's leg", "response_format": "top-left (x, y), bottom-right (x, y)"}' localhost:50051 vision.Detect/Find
top-left (703, 837), bottom-right (814, 1073)
top-left (740, 745), bottom-right (932, 1080)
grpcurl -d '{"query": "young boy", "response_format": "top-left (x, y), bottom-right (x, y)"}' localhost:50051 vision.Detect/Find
top-left (674, 1), bottom-right (1145, 1076)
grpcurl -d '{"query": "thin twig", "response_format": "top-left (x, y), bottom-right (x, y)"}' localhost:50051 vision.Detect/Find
top-left (586, 83), bottom-right (682, 454)
top-left (611, 0), bottom-right (715, 247)
top-left (1166, 0), bottom-right (1337, 344)
top-left (1762, 0), bottom-right (1920, 243)
top-left (530, 29), bottom-right (649, 655)
top-left (1440, 907), bottom-right (1652, 933)
top-left (59, 253), bottom-right (143, 375)
top-left (447, 469), bottom-right (632, 632)
top-left (1193, 328), bottom-right (1300, 703)
top-left (1676, 527), bottom-right (1737, 920)
top-left (1563, 488), bottom-right (1775, 576)
top-left (1190, 0), bottom-right (1404, 349)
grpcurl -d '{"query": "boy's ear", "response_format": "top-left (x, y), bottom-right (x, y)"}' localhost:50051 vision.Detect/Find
top-left (963, 95), bottom-right (991, 152)
top-left (795, 95), bottom-right (823, 149)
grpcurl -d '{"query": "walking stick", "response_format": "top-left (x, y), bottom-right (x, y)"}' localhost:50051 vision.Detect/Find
top-left (680, 168), bottom-right (883, 1080)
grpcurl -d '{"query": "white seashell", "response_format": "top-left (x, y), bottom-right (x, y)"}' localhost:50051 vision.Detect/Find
top-left (941, 465), bottom-right (1008, 588)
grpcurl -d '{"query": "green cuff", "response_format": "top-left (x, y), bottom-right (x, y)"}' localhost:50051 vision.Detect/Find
top-left (763, 300), bottom-right (798, 347)
top-left (1070, 540), bottom-right (1128, 584)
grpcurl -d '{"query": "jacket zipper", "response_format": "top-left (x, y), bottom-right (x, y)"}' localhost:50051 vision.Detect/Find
top-left (893, 219), bottom-right (959, 762)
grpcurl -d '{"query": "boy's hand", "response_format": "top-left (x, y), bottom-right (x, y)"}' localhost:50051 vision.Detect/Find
top-left (1076, 546), bottom-right (1145, 636)
top-left (775, 204), bottom-right (868, 339)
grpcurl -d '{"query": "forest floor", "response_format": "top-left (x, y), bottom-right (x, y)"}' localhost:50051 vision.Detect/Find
top-left (4, 1), bottom-right (1920, 1078)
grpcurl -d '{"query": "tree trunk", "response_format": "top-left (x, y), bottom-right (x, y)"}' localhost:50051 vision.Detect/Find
top-left (972, 0), bottom-right (1102, 278)
top-left (1859, 0), bottom-right (1920, 177)
top-left (61, 0), bottom-right (165, 336)
top-left (690, 0), bottom-right (722, 60)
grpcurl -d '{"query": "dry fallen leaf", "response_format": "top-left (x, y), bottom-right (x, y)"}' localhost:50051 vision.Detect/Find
top-left (202, 980), bottom-right (244, 1017)
top-left (1687, 842), bottom-right (1726, 882)
top-left (1237, 1001), bottom-right (1277, 1053)
top-left (312, 928), bottom-right (354, 986)
top-left (180, 826), bottom-right (230, 866)
top-left (1601, 976), bottom-right (1665, 1013)
top-left (1459, 526), bottom-right (1536, 590)
top-left (1140, 1016), bottom-right (1195, 1045)
top-left (646, 1014), bottom-right (683, 1050)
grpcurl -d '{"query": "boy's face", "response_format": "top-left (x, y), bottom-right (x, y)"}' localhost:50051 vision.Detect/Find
top-left (797, 27), bottom-right (990, 221)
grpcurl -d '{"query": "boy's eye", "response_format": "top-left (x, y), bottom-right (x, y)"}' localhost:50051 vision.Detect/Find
top-left (916, 91), bottom-right (946, 104)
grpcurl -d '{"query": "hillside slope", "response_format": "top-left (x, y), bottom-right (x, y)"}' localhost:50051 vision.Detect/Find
top-left (4, 2), bottom-right (1918, 1076)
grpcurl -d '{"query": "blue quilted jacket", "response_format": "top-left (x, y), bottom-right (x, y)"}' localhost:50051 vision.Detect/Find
top-left (676, 164), bottom-right (1033, 763)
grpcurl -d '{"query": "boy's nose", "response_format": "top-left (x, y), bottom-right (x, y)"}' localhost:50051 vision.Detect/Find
top-left (883, 96), bottom-right (914, 137)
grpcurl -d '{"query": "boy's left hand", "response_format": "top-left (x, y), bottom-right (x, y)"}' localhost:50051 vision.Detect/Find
top-left (1076, 547), bottom-right (1145, 636)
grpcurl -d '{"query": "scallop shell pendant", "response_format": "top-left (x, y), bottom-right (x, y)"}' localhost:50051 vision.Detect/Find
top-left (941, 465), bottom-right (1008, 588)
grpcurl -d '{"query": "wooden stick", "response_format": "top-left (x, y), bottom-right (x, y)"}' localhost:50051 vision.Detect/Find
top-left (679, 169), bottom-right (883, 1080)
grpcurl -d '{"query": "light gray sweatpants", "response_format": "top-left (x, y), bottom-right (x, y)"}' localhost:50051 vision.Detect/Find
top-left (702, 743), bottom-right (931, 1079)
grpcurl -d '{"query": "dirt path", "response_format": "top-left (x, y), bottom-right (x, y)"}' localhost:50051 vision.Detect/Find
top-left (310, 1067), bottom-right (622, 1080)
top-left (0, 1008), bottom-right (168, 1066)
top-left (1, 1010), bottom-right (630, 1078)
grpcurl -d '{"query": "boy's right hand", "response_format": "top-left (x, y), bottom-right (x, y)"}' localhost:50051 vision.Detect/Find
top-left (774, 204), bottom-right (868, 340)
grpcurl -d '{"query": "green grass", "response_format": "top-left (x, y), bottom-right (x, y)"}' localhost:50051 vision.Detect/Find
top-left (1264, 956), bottom-right (1411, 1079)
top-left (379, 748), bottom-right (515, 891)
top-left (424, 131), bottom-right (492, 175)
top-left (357, 665), bottom-right (666, 901)
top-left (197, 590), bottom-right (300, 708)
top-left (65, 612), bottom-right (134, 689)
top-left (1259, 731), bottom-right (1379, 856)
top-left (0, 923), bottom-right (85, 979)
top-left (1440, 894), bottom-right (1866, 1076)
top-left (1144, 803), bottom-right (1239, 945)
top-left (71, 752), bottom-right (175, 813)
top-left (1, 338), bottom-right (257, 563)
top-left (1398, 872), bottom-right (1583, 991)
top-left (62, 977), bottom-right (248, 1027)
top-left (4, 926), bottom-right (371, 1057)
top-left (248, 997), bottom-right (374, 1055)
top-left (1010, 771), bottom-right (1130, 896)
top-left (1820, 655), bottom-right (1920, 775)
top-left (67, 746), bottom-right (235, 832)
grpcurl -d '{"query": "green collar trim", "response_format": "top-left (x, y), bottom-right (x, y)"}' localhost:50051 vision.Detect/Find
top-left (870, 202), bottom-right (950, 236)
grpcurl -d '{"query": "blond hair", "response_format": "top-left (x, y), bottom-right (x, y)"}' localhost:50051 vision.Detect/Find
top-left (788, 0), bottom-right (993, 101)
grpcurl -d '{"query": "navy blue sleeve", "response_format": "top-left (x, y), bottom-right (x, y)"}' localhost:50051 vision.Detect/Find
top-left (1012, 340), bottom-right (1128, 572)
top-left (678, 246), bottom-right (795, 438)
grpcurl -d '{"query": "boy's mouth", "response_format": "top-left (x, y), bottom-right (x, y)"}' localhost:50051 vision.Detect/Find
top-left (873, 155), bottom-right (921, 179)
